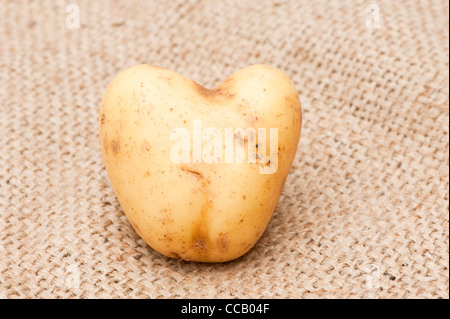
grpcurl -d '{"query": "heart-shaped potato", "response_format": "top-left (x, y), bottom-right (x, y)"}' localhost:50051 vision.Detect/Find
top-left (99, 64), bottom-right (301, 262)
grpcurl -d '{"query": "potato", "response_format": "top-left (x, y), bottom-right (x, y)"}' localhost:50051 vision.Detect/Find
top-left (99, 64), bottom-right (302, 262)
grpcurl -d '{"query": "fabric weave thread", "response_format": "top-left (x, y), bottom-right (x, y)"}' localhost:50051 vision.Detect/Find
top-left (0, 0), bottom-right (448, 298)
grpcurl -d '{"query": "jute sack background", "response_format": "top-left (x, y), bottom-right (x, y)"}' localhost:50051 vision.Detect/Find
top-left (0, 0), bottom-right (448, 298)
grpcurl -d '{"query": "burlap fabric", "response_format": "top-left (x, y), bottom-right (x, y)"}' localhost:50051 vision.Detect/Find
top-left (0, 0), bottom-right (448, 299)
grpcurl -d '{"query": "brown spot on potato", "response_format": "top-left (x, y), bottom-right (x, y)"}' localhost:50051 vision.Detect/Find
top-left (193, 237), bottom-right (207, 249)
top-left (246, 113), bottom-right (259, 126)
top-left (111, 140), bottom-right (120, 155)
top-left (217, 235), bottom-right (228, 252)
top-left (185, 167), bottom-right (213, 258)
top-left (233, 131), bottom-right (249, 148)
top-left (164, 234), bottom-right (173, 242)
top-left (180, 167), bottom-right (204, 179)
top-left (141, 140), bottom-right (151, 152)
top-left (158, 209), bottom-right (174, 225)
top-left (193, 81), bottom-right (235, 100)
top-left (171, 252), bottom-right (182, 260)
top-left (194, 83), bottom-right (214, 97)
top-left (100, 113), bottom-right (105, 125)
top-left (157, 76), bottom-right (173, 82)
top-left (215, 87), bottom-right (235, 99)
top-left (191, 206), bottom-right (211, 253)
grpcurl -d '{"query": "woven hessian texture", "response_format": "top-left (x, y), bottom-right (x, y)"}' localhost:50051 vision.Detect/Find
top-left (0, 0), bottom-right (448, 299)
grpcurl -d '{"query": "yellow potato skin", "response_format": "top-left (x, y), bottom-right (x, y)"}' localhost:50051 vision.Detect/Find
top-left (99, 64), bottom-right (302, 262)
